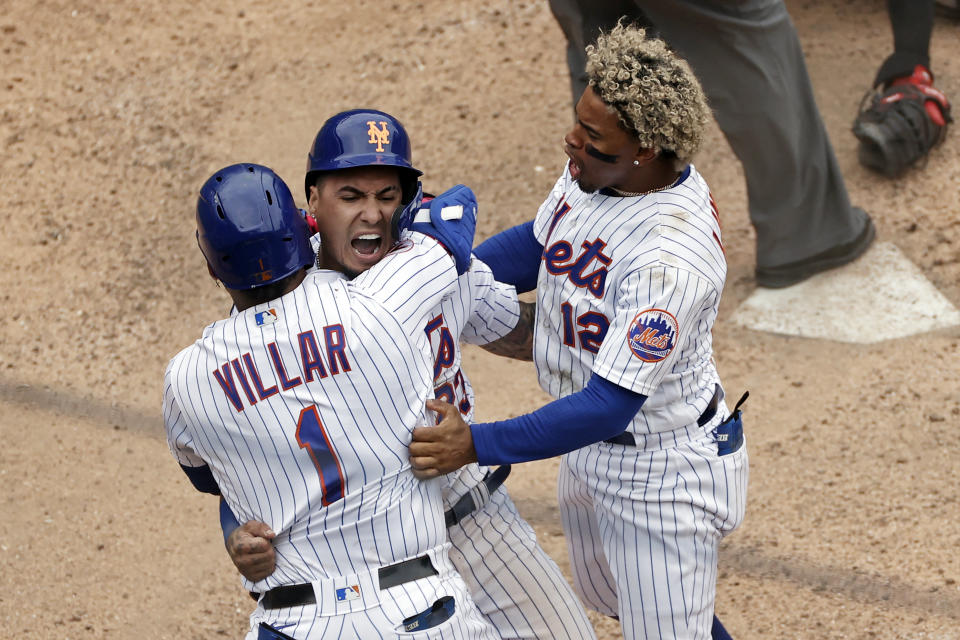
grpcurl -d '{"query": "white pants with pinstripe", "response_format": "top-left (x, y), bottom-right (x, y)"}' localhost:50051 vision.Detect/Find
top-left (243, 544), bottom-right (500, 640)
top-left (558, 423), bottom-right (748, 640)
top-left (448, 486), bottom-right (597, 640)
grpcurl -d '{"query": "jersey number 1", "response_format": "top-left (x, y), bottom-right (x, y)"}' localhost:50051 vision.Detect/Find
top-left (296, 405), bottom-right (345, 506)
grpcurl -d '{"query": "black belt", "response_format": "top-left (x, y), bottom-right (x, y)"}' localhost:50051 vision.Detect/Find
top-left (444, 464), bottom-right (511, 528)
top-left (604, 384), bottom-right (721, 447)
top-left (255, 554), bottom-right (438, 610)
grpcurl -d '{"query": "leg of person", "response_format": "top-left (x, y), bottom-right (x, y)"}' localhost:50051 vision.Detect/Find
top-left (565, 432), bottom-right (748, 640)
top-left (547, 0), bottom-right (652, 109)
top-left (875, 0), bottom-right (936, 87)
top-left (637, 0), bottom-right (874, 287)
top-left (557, 452), bottom-right (620, 619)
top-left (561, 449), bottom-right (742, 638)
top-left (447, 485), bottom-right (598, 640)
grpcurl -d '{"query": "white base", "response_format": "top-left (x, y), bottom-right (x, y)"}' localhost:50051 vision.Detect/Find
top-left (730, 242), bottom-right (960, 343)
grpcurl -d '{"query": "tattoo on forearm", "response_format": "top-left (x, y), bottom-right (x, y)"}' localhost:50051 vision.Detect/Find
top-left (480, 301), bottom-right (535, 361)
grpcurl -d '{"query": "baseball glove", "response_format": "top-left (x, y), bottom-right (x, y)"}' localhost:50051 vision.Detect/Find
top-left (852, 81), bottom-right (952, 177)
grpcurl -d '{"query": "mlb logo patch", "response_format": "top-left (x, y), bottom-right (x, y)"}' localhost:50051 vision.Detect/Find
top-left (627, 309), bottom-right (678, 363)
top-left (335, 585), bottom-right (361, 602)
top-left (255, 309), bottom-right (278, 326)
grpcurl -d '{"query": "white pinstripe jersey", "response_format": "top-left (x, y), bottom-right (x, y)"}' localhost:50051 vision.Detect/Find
top-left (532, 163), bottom-right (726, 435)
top-left (427, 253), bottom-right (520, 506)
top-left (163, 234), bottom-right (461, 593)
top-left (307, 234), bottom-right (521, 508)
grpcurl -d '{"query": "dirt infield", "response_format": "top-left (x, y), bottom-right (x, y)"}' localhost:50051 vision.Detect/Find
top-left (1, 1), bottom-right (958, 638)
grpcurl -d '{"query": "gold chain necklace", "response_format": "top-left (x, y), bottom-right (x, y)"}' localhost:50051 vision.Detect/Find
top-left (609, 173), bottom-right (682, 197)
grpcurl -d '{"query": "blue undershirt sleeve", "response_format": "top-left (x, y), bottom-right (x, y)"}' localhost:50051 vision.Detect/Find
top-left (219, 497), bottom-right (241, 545)
top-left (180, 463), bottom-right (221, 496)
top-left (471, 373), bottom-right (647, 465)
top-left (473, 221), bottom-right (542, 293)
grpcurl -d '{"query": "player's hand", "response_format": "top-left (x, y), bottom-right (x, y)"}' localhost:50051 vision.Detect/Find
top-left (409, 184), bottom-right (477, 275)
top-left (226, 520), bottom-right (277, 582)
top-left (409, 399), bottom-right (478, 478)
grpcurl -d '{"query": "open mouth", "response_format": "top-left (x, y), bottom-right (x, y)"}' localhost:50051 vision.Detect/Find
top-left (564, 146), bottom-right (582, 181)
top-left (351, 233), bottom-right (382, 257)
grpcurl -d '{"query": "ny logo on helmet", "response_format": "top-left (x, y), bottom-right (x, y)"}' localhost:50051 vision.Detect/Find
top-left (367, 121), bottom-right (390, 152)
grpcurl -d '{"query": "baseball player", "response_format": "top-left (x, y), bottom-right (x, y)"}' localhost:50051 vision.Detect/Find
top-left (163, 162), bottom-right (501, 638)
top-left (222, 110), bottom-right (597, 640)
top-left (548, 0), bottom-right (875, 289)
top-left (410, 25), bottom-right (748, 640)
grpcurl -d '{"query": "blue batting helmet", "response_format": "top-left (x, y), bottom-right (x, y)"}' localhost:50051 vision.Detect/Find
top-left (197, 163), bottom-right (314, 290)
top-left (304, 109), bottom-right (423, 205)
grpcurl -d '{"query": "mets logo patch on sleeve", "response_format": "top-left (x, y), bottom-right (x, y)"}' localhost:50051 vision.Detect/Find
top-left (627, 309), bottom-right (678, 362)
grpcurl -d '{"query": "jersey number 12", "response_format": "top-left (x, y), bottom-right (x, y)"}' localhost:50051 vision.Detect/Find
top-left (560, 302), bottom-right (610, 353)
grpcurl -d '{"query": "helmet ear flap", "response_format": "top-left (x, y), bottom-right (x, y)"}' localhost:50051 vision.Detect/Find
top-left (390, 181), bottom-right (424, 241)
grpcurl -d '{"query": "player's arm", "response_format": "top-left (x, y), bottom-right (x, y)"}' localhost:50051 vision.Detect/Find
top-left (473, 220), bottom-right (542, 293)
top-left (220, 499), bottom-right (277, 582)
top-left (179, 463), bottom-right (221, 495)
top-left (471, 374), bottom-right (644, 463)
top-left (410, 373), bottom-right (645, 473)
top-left (411, 267), bottom-right (712, 472)
top-left (164, 340), bottom-right (276, 583)
top-left (163, 367), bottom-right (221, 495)
top-left (172, 453), bottom-right (277, 579)
top-left (478, 301), bottom-right (535, 361)
top-left (457, 255), bottom-right (534, 361)
top-left (467, 221), bottom-right (542, 360)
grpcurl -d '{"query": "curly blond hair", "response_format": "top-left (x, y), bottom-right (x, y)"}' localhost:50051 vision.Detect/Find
top-left (585, 22), bottom-right (709, 163)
